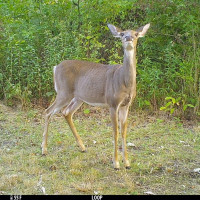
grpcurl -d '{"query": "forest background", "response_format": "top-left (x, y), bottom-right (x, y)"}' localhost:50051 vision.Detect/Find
top-left (0, 0), bottom-right (199, 118)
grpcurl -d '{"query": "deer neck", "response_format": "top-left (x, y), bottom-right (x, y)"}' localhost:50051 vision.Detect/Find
top-left (122, 47), bottom-right (137, 88)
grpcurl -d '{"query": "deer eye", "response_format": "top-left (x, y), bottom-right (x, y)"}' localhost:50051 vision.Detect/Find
top-left (120, 33), bottom-right (124, 37)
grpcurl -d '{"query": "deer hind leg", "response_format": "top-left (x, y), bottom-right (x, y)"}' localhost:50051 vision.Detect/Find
top-left (62, 98), bottom-right (86, 152)
top-left (110, 107), bottom-right (120, 169)
top-left (42, 97), bottom-right (70, 155)
top-left (118, 106), bottom-right (130, 169)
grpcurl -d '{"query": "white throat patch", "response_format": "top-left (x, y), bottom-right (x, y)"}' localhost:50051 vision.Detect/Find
top-left (125, 49), bottom-right (134, 62)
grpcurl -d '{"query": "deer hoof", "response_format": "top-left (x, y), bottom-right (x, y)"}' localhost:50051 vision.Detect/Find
top-left (42, 148), bottom-right (48, 156)
top-left (42, 152), bottom-right (47, 156)
top-left (124, 160), bottom-right (130, 169)
top-left (113, 161), bottom-right (120, 170)
top-left (125, 166), bottom-right (131, 169)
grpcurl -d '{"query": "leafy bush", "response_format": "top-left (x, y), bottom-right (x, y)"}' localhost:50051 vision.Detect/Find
top-left (0, 0), bottom-right (199, 116)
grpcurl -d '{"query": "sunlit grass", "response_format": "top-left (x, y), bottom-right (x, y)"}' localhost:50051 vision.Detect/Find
top-left (0, 103), bottom-right (200, 195)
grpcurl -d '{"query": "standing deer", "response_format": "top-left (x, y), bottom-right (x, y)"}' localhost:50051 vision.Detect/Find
top-left (42, 23), bottom-right (150, 169)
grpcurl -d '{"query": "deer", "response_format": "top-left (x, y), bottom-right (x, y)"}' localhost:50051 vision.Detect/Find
top-left (42, 23), bottom-right (150, 169)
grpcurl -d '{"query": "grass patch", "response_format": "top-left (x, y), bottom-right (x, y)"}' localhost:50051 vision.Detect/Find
top-left (0, 103), bottom-right (200, 195)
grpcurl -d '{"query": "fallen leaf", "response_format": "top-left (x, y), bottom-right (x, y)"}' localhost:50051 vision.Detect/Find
top-left (37, 175), bottom-right (47, 195)
top-left (37, 175), bottom-right (42, 187)
top-left (0, 191), bottom-right (6, 194)
top-left (50, 165), bottom-right (57, 171)
top-left (136, 182), bottom-right (141, 186)
top-left (127, 142), bottom-right (136, 147)
top-left (41, 186), bottom-right (46, 194)
top-left (193, 168), bottom-right (200, 174)
top-left (144, 191), bottom-right (155, 195)
top-left (166, 168), bottom-right (173, 173)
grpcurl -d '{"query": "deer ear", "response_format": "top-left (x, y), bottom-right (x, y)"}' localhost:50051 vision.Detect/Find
top-left (107, 24), bottom-right (122, 38)
top-left (136, 23), bottom-right (150, 38)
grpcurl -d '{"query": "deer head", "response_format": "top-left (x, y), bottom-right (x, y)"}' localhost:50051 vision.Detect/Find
top-left (108, 23), bottom-right (150, 50)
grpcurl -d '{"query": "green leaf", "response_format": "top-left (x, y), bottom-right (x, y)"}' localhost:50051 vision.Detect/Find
top-left (165, 101), bottom-right (172, 108)
top-left (186, 104), bottom-right (194, 108)
top-left (183, 105), bottom-right (187, 111)
top-left (165, 97), bottom-right (173, 101)
top-left (144, 100), bottom-right (151, 106)
top-left (176, 97), bottom-right (182, 102)
top-left (160, 107), bottom-right (166, 111)
top-left (83, 109), bottom-right (90, 114)
top-left (170, 108), bottom-right (175, 114)
top-left (0, 73), bottom-right (3, 81)
top-left (46, 92), bottom-right (54, 97)
top-left (86, 36), bottom-right (92, 40)
top-left (183, 104), bottom-right (194, 111)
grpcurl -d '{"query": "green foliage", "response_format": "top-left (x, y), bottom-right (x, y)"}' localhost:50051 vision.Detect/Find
top-left (135, 0), bottom-right (200, 114)
top-left (160, 96), bottom-right (194, 115)
top-left (0, 0), bottom-right (199, 116)
top-left (83, 108), bottom-right (90, 114)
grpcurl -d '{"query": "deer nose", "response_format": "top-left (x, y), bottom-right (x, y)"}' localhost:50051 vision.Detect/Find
top-left (125, 36), bottom-right (133, 42)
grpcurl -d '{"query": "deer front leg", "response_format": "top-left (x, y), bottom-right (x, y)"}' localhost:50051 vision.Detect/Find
top-left (63, 98), bottom-right (86, 152)
top-left (119, 106), bottom-right (130, 169)
top-left (110, 107), bottom-right (120, 169)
